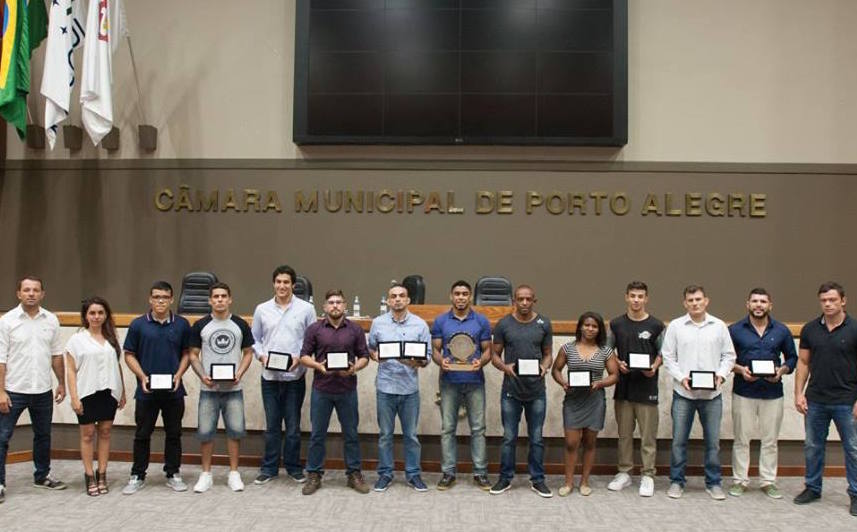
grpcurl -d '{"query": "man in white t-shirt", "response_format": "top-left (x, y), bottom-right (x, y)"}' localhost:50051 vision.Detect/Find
top-left (0, 277), bottom-right (68, 503)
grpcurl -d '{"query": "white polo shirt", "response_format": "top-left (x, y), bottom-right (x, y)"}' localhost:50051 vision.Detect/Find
top-left (65, 330), bottom-right (123, 403)
top-left (0, 305), bottom-right (63, 394)
top-left (661, 312), bottom-right (736, 400)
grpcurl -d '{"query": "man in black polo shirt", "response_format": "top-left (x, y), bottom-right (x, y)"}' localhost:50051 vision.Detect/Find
top-left (793, 281), bottom-right (857, 516)
top-left (122, 281), bottom-right (192, 495)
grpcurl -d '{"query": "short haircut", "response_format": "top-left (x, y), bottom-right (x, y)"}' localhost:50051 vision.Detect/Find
top-left (817, 281), bottom-right (845, 298)
top-left (209, 282), bottom-right (231, 296)
top-left (747, 287), bottom-right (770, 299)
top-left (575, 311), bottom-right (607, 348)
top-left (272, 265), bottom-right (296, 284)
top-left (683, 284), bottom-right (705, 298)
top-left (626, 281), bottom-right (648, 294)
top-left (17, 275), bottom-right (44, 291)
top-left (324, 289), bottom-right (345, 301)
top-left (389, 283), bottom-right (408, 297)
top-left (514, 284), bottom-right (535, 298)
top-left (450, 280), bottom-right (472, 293)
top-left (150, 280), bottom-right (173, 296)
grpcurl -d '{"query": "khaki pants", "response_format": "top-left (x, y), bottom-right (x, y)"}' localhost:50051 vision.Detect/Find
top-left (615, 400), bottom-right (659, 477)
top-left (731, 393), bottom-right (784, 486)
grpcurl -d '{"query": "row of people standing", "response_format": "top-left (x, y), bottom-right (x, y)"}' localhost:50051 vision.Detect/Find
top-left (0, 273), bottom-right (854, 518)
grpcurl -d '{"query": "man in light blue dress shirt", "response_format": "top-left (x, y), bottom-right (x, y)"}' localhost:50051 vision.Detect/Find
top-left (251, 265), bottom-right (317, 485)
top-left (367, 283), bottom-right (432, 493)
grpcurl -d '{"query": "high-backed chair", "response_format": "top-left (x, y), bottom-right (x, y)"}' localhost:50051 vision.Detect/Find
top-left (178, 271), bottom-right (217, 314)
top-left (474, 276), bottom-right (513, 306)
top-left (401, 274), bottom-right (426, 304)
top-left (294, 275), bottom-right (313, 301)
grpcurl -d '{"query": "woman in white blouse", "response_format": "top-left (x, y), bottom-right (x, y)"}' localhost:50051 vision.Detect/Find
top-left (65, 297), bottom-right (126, 496)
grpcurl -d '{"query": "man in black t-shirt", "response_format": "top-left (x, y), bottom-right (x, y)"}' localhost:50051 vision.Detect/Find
top-left (607, 281), bottom-right (665, 498)
top-left (489, 285), bottom-right (553, 498)
top-left (793, 282), bottom-right (857, 517)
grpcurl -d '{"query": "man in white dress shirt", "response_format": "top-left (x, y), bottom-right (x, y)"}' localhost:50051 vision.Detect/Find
top-left (252, 265), bottom-right (317, 485)
top-left (661, 285), bottom-right (736, 501)
top-left (0, 277), bottom-right (68, 503)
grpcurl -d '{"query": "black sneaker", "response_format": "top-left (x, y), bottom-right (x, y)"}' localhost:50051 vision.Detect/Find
top-left (793, 488), bottom-right (821, 505)
top-left (850, 495), bottom-right (857, 516)
top-left (254, 473), bottom-right (275, 485)
top-left (33, 476), bottom-right (67, 490)
top-left (473, 475), bottom-right (491, 491)
top-left (437, 473), bottom-right (456, 491)
top-left (531, 481), bottom-right (553, 498)
top-left (288, 471), bottom-right (307, 483)
top-left (489, 478), bottom-right (511, 495)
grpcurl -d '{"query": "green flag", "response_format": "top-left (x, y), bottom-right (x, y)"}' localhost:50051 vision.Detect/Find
top-left (0, 0), bottom-right (31, 139)
top-left (28, 0), bottom-right (47, 55)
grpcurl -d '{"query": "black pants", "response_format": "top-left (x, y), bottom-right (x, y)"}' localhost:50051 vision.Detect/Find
top-left (131, 394), bottom-right (185, 479)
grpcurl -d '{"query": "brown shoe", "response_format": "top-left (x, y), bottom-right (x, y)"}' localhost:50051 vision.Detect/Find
top-left (347, 472), bottom-right (370, 494)
top-left (302, 472), bottom-right (322, 495)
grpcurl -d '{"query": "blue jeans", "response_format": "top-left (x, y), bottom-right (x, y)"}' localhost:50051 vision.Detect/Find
top-left (499, 391), bottom-right (546, 483)
top-left (0, 391), bottom-right (53, 485)
top-left (670, 392), bottom-right (722, 488)
top-left (197, 390), bottom-right (246, 441)
top-left (440, 381), bottom-right (486, 476)
top-left (306, 388), bottom-right (361, 475)
top-left (804, 400), bottom-right (857, 496)
top-left (260, 377), bottom-right (306, 477)
top-left (376, 390), bottom-right (421, 480)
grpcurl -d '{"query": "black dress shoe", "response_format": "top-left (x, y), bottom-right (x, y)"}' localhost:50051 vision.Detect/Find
top-left (793, 488), bottom-right (821, 505)
top-left (850, 495), bottom-right (857, 516)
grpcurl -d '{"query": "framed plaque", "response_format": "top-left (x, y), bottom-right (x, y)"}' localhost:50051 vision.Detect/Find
top-left (750, 359), bottom-right (776, 376)
top-left (568, 370), bottom-right (591, 388)
top-left (211, 363), bottom-right (236, 381)
top-left (149, 373), bottom-right (173, 390)
top-left (378, 341), bottom-right (402, 360)
top-left (325, 351), bottom-right (350, 370)
top-left (266, 351), bottom-right (293, 372)
top-left (690, 371), bottom-right (716, 390)
top-left (629, 353), bottom-right (652, 370)
top-left (446, 332), bottom-right (477, 371)
top-left (403, 342), bottom-right (428, 360)
top-left (516, 359), bottom-right (540, 376)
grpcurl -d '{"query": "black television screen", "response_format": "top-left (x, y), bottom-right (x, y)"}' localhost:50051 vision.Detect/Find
top-left (293, 0), bottom-right (627, 146)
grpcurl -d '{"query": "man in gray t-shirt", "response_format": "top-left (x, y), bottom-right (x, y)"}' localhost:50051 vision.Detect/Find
top-left (489, 285), bottom-right (553, 497)
top-left (189, 283), bottom-right (254, 494)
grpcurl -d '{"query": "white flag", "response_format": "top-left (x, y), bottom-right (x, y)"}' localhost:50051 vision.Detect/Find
top-left (41, 0), bottom-right (87, 150)
top-left (80, 0), bottom-right (126, 145)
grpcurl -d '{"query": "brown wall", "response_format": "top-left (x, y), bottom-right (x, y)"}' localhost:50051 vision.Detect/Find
top-left (1, 160), bottom-right (855, 322)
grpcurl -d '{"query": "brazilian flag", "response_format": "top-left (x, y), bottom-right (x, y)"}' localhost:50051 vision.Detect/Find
top-left (0, 0), bottom-right (47, 139)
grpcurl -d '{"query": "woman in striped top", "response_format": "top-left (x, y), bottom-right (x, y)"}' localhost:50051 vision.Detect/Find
top-left (551, 311), bottom-right (619, 497)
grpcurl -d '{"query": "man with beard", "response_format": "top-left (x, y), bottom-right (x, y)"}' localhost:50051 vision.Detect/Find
top-left (727, 288), bottom-right (797, 499)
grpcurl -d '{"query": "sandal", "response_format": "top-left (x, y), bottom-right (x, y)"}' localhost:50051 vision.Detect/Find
top-left (96, 471), bottom-right (109, 494)
top-left (85, 474), bottom-right (99, 497)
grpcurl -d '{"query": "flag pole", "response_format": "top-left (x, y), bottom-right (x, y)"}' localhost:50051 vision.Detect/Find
top-left (125, 35), bottom-right (147, 124)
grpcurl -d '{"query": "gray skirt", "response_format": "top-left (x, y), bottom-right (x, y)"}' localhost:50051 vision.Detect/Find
top-left (562, 388), bottom-right (606, 431)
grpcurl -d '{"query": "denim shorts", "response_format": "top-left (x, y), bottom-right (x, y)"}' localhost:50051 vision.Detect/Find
top-left (198, 390), bottom-right (246, 441)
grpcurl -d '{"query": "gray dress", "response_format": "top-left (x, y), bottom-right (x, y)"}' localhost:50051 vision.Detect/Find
top-left (561, 341), bottom-right (614, 430)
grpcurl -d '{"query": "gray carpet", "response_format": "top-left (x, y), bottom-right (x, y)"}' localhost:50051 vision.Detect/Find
top-left (0, 460), bottom-right (854, 531)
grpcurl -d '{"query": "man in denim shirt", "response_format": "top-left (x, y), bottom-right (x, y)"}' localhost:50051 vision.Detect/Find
top-left (367, 284), bottom-right (431, 493)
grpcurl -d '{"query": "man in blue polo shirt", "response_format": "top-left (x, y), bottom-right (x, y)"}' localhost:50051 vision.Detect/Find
top-left (121, 281), bottom-right (191, 495)
top-left (431, 280), bottom-right (492, 491)
top-left (728, 288), bottom-right (797, 499)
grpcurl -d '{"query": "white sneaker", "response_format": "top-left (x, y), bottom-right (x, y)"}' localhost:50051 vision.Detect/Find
top-left (639, 476), bottom-right (655, 497)
top-left (667, 482), bottom-right (684, 499)
top-left (607, 472), bottom-right (632, 491)
top-left (227, 470), bottom-right (244, 492)
top-left (194, 472), bottom-right (213, 493)
top-left (122, 475), bottom-right (145, 495)
top-left (166, 475), bottom-right (188, 492)
top-left (0, 483), bottom-right (6, 504)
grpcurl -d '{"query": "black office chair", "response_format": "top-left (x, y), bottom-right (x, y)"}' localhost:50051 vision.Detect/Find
top-left (401, 274), bottom-right (426, 304)
top-left (474, 276), bottom-right (513, 306)
top-left (177, 271), bottom-right (218, 314)
top-left (294, 275), bottom-right (313, 301)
